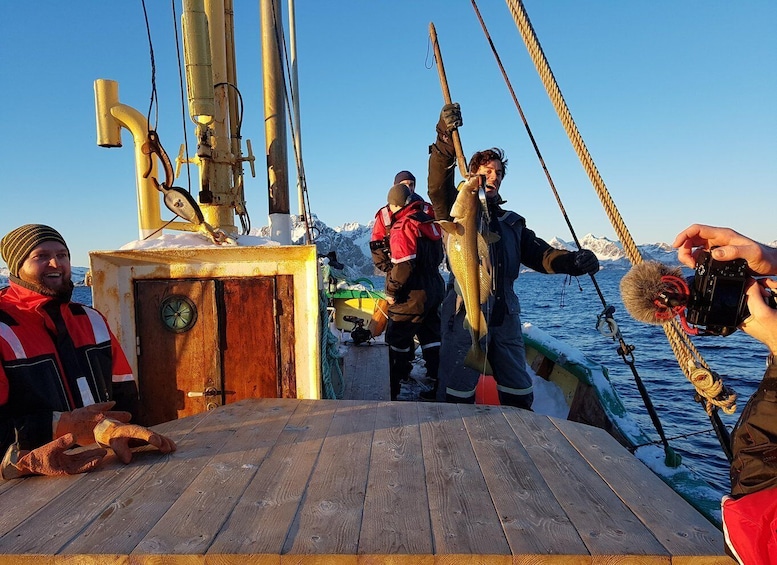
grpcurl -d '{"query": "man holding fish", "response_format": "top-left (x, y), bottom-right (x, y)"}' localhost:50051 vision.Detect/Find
top-left (427, 103), bottom-right (599, 408)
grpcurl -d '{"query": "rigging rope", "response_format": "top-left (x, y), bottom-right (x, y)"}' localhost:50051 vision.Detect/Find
top-left (499, 0), bottom-right (735, 459)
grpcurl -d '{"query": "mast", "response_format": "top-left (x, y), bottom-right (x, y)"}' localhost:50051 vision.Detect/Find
top-left (180, 0), bottom-right (236, 234)
top-left (260, 0), bottom-right (291, 244)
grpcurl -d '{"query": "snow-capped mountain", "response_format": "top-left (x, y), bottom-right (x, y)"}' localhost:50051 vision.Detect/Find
top-left (0, 218), bottom-right (774, 282)
top-left (0, 266), bottom-right (89, 287)
top-left (548, 234), bottom-right (680, 269)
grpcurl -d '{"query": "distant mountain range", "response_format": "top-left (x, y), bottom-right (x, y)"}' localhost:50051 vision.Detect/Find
top-left (1, 216), bottom-right (774, 283)
top-left (0, 266), bottom-right (90, 287)
top-left (261, 215), bottom-right (777, 279)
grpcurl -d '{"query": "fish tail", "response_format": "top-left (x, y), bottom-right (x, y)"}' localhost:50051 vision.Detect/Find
top-left (464, 345), bottom-right (493, 375)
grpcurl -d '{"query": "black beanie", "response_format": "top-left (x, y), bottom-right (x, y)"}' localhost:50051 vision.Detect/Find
top-left (1, 224), bottom-right (69, 277)
top-left (393, 170), bottom-right (416, 185)
top-left (387, 184), bottom-right (411, 207)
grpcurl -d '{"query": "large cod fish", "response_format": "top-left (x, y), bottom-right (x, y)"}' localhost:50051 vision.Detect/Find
top-left (439, 177), bottom-right (498, 375)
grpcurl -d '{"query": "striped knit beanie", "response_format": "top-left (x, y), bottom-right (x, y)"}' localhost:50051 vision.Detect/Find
top-left (0, 224), bottom-right (69, 277)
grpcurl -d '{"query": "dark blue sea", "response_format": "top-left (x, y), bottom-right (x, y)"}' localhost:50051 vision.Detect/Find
top-left (74, 268), bottom-right (764, 499)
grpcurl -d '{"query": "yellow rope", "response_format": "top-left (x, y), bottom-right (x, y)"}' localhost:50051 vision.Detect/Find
top-left (504, 0), bottom-right (736, 413)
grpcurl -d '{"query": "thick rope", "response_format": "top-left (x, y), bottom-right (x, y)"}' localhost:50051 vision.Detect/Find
top-left (319, 289), bottom-right (344, 399)
top-left (504, 0), bottom-right (736, 416)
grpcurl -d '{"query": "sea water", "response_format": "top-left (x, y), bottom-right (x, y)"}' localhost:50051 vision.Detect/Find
top-left (74, 268), bottom-right (767, 500)
top-left (514, 268), bottom-right (763, 500)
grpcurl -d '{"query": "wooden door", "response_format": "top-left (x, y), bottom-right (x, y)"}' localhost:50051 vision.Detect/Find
top-left (135, 279), bottom-right (220, 425)
top-left (134, 276), bottom-right (296, 426)
top-left (220, 277), bottom-right (281, 399)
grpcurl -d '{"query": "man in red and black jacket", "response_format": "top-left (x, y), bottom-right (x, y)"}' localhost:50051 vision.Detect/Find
top-left (378, 184), bottom-right (445, 401)
top-left (369, 170), bottom-right (434, 273)
top-left (0, 224), bottom-right (175, 479)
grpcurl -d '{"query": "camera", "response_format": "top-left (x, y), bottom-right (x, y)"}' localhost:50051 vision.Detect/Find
top-left (685, 249), bottom-right (749, 336)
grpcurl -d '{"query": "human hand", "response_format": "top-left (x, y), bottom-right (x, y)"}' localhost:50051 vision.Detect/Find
top-left (739, 278), bottom-right (777, 355)
top-left (672, 224), bottom-right (777, 275)
top-left (573, 249), bottom-right (599, 275)
top-left (439, 103), bottom-right (462, 133)
top-left (55, 401), bottom-right (132, 446)
top-left (385, 296), bottom-right (396, 305)
top-left (1, 434), bottom-right (107, 479)
top-left (93, 419), bottom-right (177, 464)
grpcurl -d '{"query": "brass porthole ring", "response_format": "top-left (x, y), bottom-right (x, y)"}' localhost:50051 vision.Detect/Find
top-left (160, 295), bottom-right (198, 333)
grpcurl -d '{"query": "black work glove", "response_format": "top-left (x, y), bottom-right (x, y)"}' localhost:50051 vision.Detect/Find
top-left (573, 249), bottom-right (599, 275)
top-left (436, 103), bottom-right (463, 137)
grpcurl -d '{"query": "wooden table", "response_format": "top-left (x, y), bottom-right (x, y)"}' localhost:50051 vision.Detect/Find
top-left (0, 398), bottom-right (732, 564)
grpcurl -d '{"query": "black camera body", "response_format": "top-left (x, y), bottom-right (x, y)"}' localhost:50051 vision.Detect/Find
top-left (686, 250), bottom-right (749, 336)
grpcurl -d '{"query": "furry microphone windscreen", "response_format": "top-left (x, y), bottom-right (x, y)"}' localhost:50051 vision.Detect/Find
top-left (619, 261), bottom-right (685, 325)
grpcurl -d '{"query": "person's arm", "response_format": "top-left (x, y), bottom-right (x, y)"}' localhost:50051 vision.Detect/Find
top-left (673, 224), bottom-right (777, 354)
top-left (519, 227), bottom-right (599, 275)
top-left (0, 362), bottom-right (57, 455)
top-left (369, 213), bottom-right (392, 273)
top-left (672, 224), bottom-right (777, 275)
top-left (427, 104), bottom-right (461, 222)
top-left (740, 278), bottom-right (777, 355)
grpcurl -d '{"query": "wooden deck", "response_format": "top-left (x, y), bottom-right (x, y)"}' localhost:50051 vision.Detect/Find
top-left (342, 340), bottom-right (390, 401)
top-left (0, 397), bottom-right (732, 564)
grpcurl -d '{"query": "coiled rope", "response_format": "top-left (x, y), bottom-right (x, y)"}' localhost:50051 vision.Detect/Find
top-left (502, 0), bottom-right (735, 458)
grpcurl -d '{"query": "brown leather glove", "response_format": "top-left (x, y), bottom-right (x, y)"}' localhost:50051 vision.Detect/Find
top-left (1, 434), bottom-right (107, 479)
top-left (54, 401), bottom-right (133, 446)
top-left (93, 419), bottom-right (176, 464)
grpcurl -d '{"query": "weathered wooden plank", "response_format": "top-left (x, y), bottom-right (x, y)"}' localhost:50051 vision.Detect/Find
top-left (54, 405), bottom-right (242, 556)
top-left (97, 399), bottom-right (293, 557)
top-left (281, 401), bottom-right (377, 557)
top-left (0, 409), bottom-right (212, 556)
top-left (503, 408), bottom-right (670, 561)
top-left (416, 402), bottom-right (511, 562)
top-left (461, 405), bottom-right (590, 561)
top-left (0, 472), bottom-right (84, 537)
top-left (0, 412), bottom-right (197, 542)
top-left (206, 400), bottom-right (337, 558)
top-left (0, 399), bottom-right (733, 564)
top-left (359, 401), bottom-right (433, 557)
top-left (342, 343), bottom-right (389, 401)
top-left (550, 416), bottom-right (732, 564)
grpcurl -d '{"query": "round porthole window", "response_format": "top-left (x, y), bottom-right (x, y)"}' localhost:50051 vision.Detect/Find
top-left (160, 295), bottom-right (198, 333)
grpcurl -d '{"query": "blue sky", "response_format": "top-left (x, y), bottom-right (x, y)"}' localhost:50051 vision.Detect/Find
top-left (1, 1), bottom-right (775, 267)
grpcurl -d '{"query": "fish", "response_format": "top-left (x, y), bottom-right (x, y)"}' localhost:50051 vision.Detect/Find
top-left (439, 176), bottom-right (499, 375)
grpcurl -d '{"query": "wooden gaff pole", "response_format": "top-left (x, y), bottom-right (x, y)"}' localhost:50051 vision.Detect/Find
top-left (429, 22), bottom-right (469, 178)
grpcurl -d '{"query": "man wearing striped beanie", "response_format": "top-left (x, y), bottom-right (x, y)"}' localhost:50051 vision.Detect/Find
top-left (1, 223), bottom-right (73, 300)
top-left (0, 224), bottom-right (176, 479)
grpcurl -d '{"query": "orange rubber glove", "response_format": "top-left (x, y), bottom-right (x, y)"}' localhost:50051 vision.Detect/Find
top-left (93, 418), bottom-right (176, 464)
top-left (54, 401), bottom-right (132, 446)
top-left (1, 434), bottom-right (107, 479)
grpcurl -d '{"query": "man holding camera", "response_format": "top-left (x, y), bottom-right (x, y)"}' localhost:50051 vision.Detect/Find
top-left (673, 224), bottom-right (777, 564)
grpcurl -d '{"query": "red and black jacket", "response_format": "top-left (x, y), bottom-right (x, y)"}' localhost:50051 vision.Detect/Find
top-left (0, 283), bottom-right (137, 454)
top-left (385, 201), bottom-right (445, 322)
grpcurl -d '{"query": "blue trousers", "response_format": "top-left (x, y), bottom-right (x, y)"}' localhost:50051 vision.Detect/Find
top-left (437, 289), bottom-right (534, 409)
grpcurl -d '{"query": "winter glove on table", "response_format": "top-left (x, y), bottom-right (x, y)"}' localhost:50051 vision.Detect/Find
top-left (54, 401), bottom-right (132, 446)
top-left (1, 434), bottom-right (107, 479)
top-left (93, 418), bottom-right (177, 464)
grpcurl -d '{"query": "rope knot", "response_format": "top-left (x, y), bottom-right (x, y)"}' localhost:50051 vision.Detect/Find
top-left (688, 366), bottom-right (737, 415)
